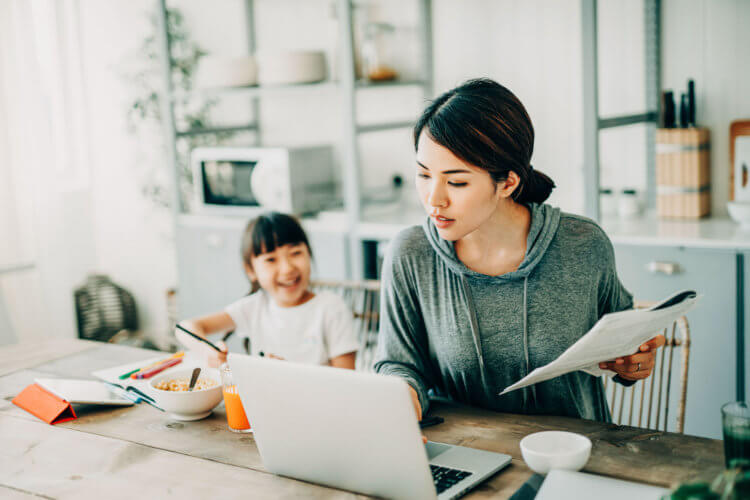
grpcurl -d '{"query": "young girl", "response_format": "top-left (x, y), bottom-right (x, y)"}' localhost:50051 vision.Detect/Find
top-left (176, 212), bottom-right (359, 369)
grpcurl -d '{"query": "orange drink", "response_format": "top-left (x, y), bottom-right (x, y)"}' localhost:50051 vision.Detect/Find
top-left (222, 385), bottom-right (250, 432)
top-left (220, 363), bottom-right (251, 433)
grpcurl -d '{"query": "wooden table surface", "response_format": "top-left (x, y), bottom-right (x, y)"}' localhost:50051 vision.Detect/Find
top-left (0, 339), bottom-right (724, 499)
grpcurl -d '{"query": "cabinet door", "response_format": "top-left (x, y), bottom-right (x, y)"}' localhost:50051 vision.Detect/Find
top-left (613, 244), bottom-right (736, 439)
top-left (176, 222), bottom-right (250, 320)
top-left (176, 218), bottom-right (350, 318)
top-left (306, 230), bottom-right (349, 281)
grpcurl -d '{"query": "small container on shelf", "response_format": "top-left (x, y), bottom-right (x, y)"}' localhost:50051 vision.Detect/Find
top-left (655, 127), bottom-right (711, 219)
top-left (360, 22), bottom-right (398, 82)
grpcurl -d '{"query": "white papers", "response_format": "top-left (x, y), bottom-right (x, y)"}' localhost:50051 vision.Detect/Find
top-left (500, 290), bottom-right (700, 395)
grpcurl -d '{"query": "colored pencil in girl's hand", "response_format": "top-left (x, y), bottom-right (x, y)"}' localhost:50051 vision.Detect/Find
top-left (176, 324), bottom-right (223, 352)
top-left (134, 357), bottom-right (183, 379)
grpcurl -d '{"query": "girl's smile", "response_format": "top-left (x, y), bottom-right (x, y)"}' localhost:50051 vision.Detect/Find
top-left (248, 243), bottom-right (313, 307)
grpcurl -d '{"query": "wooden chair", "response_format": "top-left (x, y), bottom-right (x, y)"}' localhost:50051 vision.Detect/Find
top-left (310, 279), bottom-right (381, 372)
top-left (602, 304), bottom-right (691, 433)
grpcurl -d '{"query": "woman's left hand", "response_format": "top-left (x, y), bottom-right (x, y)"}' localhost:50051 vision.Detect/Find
top-left (598, 334), bottom-right (666, 381)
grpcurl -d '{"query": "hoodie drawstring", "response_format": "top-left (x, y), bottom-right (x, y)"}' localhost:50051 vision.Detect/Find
top-left (523, 276), bottom-right (538, 409)
top-left (460, 275), bottom-right (490, 393)
top-left (461, 273), bottom-right (537, 410)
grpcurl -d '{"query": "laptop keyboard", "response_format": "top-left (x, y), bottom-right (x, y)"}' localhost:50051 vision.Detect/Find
top-left (430, 464), bottom-right (473, 494)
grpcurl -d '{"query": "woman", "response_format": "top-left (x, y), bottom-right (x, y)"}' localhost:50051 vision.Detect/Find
top-left (373, 78), bottom-right (664, 422)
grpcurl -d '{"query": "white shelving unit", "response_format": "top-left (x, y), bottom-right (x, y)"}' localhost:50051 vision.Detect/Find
top-left (155, 0), bottom-right (433, 281)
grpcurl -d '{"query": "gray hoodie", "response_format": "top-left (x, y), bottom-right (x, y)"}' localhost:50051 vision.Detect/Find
top-left (373, 203), bottom-right (633, 422)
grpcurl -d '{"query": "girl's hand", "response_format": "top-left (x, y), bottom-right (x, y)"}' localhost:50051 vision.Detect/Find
top-left (207, 341), bottom-right (228, 368)
top-left (598, 334), bottom-right (666, 381)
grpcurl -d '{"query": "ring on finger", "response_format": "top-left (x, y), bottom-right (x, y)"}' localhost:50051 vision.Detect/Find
top-left (637, 362), bottom-right (642, 371)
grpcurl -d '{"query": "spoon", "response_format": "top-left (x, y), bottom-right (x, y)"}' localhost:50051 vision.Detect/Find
top-left (188, 367), bottom-right (201, 392)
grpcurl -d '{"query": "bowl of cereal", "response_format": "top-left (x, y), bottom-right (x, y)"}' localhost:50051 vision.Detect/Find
top-left (148, 368), bottom-right (222, 421)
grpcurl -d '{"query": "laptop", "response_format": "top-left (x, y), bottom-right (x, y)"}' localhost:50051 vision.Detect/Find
top-left (536, 470), bottom-right (669, 500)
top-left (228, 353), bottom-right (511, 500)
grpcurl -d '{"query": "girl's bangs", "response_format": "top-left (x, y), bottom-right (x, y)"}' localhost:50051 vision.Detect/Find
top-left (250, 213), bottom-right (309, 257)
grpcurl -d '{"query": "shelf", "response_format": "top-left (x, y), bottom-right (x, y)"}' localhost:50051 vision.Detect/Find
top-left (355, 79), bottom-right (427, 89)
top-left (175, 123), bottom-right (258, 137)
top-left (159, 0), bottom-right (435, 279)
top-left (172, 79), bottom-right (428, 102)
top-left (356, 120), bottom-right (415, 134)
top-left (598, 111), bottom-right (658, 129)
top-left (173, 81), bottom-right (338, 102)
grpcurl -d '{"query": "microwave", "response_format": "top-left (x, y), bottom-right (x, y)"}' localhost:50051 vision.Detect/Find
top-left (191, 145), bottom-right (339, 216)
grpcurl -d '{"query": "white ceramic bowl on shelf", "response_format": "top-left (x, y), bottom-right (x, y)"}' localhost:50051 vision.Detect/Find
top-left (728, 201), bottom-right (750, 229)
top-left (520, 431), bottom-right (592, 475)
top-left (148, 368), bottom-right (223, 421)
top-left (195, 56), bottom-right (257, 88)
top-left (255, 50), bottom-right (327, 85)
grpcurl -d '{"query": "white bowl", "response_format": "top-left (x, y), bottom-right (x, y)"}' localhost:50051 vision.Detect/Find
top-left (195, 56), bottom-right (257, 88)
top-left (148, 368), bottom-right (223, 421)
top-left (520, 431), bottom-right (591, 474)
top-left (255, 50), bottom-right (327, 85)
top-left (728, 201), bottom-right (750, 229)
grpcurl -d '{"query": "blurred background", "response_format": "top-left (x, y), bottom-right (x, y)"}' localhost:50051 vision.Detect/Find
top-left (1, 0), bottom-right (748, 358)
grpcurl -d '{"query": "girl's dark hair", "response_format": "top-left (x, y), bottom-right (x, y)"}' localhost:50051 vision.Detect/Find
top-left (413, 78), bottom-right (555, 204)
top-left (240, 212), bottom-right (312, 292)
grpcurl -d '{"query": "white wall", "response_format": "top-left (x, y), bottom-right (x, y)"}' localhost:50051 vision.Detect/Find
top-left (662, 0), bottom-right (750, 215)
top-left (77, 0), bottom-right (178, 346)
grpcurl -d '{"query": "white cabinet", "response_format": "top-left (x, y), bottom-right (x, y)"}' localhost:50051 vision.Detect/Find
top-left (614, 244), bottom-right (737, 438)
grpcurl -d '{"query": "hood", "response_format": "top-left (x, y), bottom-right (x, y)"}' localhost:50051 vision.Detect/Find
top-left (422, 202), bottom-right (561, 281)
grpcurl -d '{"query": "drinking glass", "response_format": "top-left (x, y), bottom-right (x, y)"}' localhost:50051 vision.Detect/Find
top-left (220, 363), bottom-right (251, 433)
top-left (722, 401), bottom-right (750, 469)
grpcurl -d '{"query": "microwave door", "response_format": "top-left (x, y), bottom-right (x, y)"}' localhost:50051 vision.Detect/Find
top-left (202, 160), bottom-right (259, 206)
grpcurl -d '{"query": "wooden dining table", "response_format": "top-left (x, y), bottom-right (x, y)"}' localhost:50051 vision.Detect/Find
top-left (0, 339), bottom-right (725, 499)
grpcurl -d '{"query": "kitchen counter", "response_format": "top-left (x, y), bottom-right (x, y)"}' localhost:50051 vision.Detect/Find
top-left (348, 203), bottom-right (750, 250)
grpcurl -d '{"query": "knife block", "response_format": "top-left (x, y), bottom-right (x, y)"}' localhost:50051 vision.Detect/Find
top-left (655, 128), bottom-right (711, 218)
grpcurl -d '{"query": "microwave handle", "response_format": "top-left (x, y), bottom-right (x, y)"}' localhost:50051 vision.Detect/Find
top-left (251, 161), bottom-right (285, 211)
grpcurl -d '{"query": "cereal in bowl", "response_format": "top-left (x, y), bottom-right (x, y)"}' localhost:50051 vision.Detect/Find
top-left (154, 377), bottom-right (217, 392)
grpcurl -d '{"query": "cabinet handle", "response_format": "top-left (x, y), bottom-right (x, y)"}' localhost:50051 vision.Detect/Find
top-left (647, 261), bottom-right (682, 275)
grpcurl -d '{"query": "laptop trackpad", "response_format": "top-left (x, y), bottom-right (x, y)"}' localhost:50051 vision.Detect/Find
top-left (425, 441), bottom-right (452, 460)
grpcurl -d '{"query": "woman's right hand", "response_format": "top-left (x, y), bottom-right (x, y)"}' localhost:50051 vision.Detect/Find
top-left (408, 385), bottom-right (423, 421)
top-left (408, 386), bottom-right (428, 444)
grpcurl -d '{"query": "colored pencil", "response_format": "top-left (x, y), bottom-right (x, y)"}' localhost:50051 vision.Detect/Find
top-left (118, 351), bottom-right (184, 379)
top-left (175, 324), bottom-right (223, 352)
top-left (135, 357), bottom-right (183, 379)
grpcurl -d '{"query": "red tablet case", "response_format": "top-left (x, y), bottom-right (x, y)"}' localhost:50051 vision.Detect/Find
top-left (12, 383), bottom-right (77, 424)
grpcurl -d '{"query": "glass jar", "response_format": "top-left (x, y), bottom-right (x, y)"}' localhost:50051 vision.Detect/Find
top-left (219, 363), bottom-right (251, 433)
top-left (360, 22), bottom-right (398, 82)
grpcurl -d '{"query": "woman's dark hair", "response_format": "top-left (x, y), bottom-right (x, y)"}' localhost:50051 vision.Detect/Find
top-left (240, 212), bottom-right (312, 292)
top-left (413, 78), bottom-right (555, 204)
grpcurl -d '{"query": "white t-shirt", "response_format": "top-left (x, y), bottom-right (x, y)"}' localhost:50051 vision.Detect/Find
top-left (225, 290), bottom-right (359, 365)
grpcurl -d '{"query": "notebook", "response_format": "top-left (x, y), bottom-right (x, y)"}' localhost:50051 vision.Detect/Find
top-left (34, 378), bottom-right (134, 406)
top-left (535, 470), bottom-right (669, 500)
